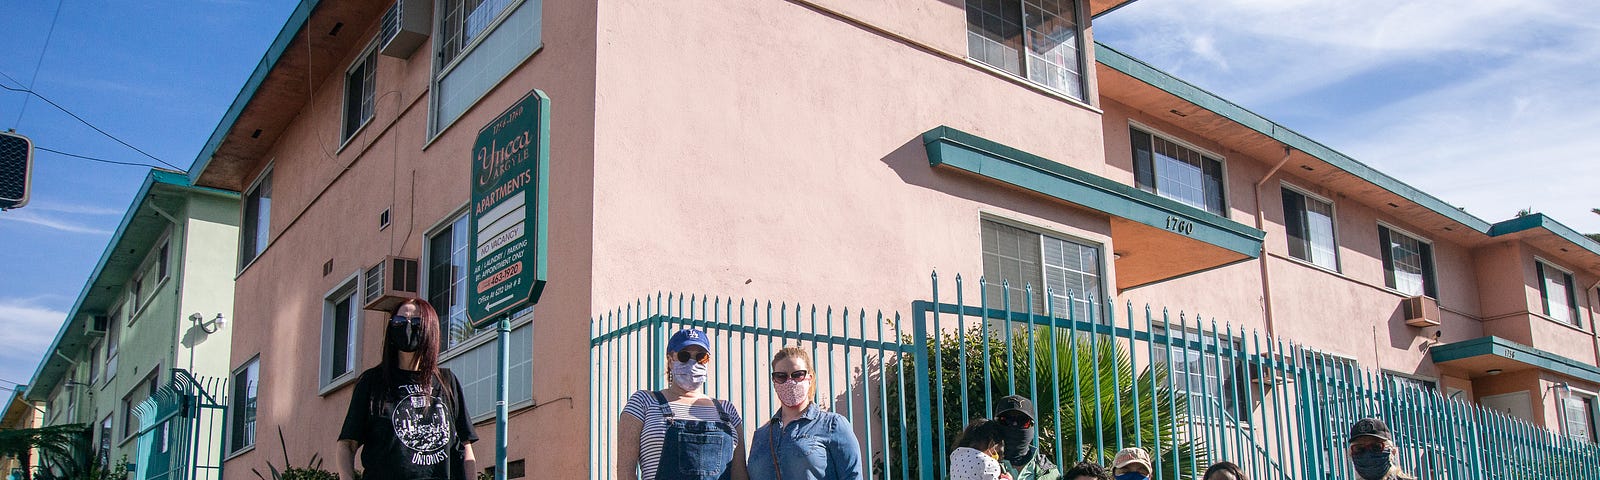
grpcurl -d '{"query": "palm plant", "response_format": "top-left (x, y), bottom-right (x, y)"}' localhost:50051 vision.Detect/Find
top-left (875, 325), bottom-right (1205, 479)
top-left (0, 423), bottom-right (90, 480)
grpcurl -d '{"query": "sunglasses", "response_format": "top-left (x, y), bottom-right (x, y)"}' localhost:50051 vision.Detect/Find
top-left (675, 351), bottom-right (710, 364)
top-left (390, 315), bottom-right (424, 326)
top-left (1348, 443), bottom-right (1389, 455)
top-left (998, 414), bottom-right (1034, 429)
top-left (770, 370), bottom-right (811, 383)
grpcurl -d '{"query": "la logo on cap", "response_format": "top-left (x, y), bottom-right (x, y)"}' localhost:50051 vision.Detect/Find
top-left (687, 331), bottom-right (699, 339)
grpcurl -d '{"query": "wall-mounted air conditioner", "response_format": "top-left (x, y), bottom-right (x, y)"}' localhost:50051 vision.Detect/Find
top-left (1402, 295), bottom-right (1441, 327)
top-left (363, 256), bottom-right (420, 312)
top-left (84, 315), bottom-right (109, 336)
top-left (379, 0), bottom-right (431, 59)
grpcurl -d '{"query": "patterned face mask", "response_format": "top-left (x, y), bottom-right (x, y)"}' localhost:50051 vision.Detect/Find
top-left (773, 379), bottom-right (810, 407)
top-left (669, 360), bottom-right (707, 391)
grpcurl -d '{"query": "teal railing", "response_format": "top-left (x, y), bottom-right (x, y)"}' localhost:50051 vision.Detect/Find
top-left (589, 273), bottom-right (1600, 479)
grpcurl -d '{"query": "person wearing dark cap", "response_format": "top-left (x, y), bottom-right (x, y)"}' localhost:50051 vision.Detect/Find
top-left (1347, 417), bottom-right (1414, 480)
top-left (994, 395), bottom-right (1060, 480)
top-left (1061, 461), bottom-right (1111, 480)
top-left (618, 329), bottom-right (747, 480)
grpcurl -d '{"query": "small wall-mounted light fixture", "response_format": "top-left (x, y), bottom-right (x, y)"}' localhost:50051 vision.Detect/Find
top-left (190, 313), bottom-right (228, 334)
top-left (1486, 368), bottom-right (1503, 376)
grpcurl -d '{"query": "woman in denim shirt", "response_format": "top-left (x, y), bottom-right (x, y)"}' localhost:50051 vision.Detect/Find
top-left (749, 347), bottom-right (863, 480)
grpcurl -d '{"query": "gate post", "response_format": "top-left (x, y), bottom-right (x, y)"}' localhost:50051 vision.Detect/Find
top-left (911, 301), bottom-right (937, 479)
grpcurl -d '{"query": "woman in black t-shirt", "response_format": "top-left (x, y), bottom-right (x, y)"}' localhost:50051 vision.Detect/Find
top-left (337, 298), bottom-right (479, 480)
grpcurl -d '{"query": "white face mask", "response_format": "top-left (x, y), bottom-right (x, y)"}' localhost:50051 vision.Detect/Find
top-left (669, 360), bottom-right (708, 392)
top-left (774, 379), bottom-right (810, 407)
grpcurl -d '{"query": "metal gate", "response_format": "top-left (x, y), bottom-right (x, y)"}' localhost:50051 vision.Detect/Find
top-left (132, 369), bottom-right (228, 480)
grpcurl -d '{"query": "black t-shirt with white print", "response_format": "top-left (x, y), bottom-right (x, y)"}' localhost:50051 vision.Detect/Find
top-left (339, 366), bottom-right (478, 480)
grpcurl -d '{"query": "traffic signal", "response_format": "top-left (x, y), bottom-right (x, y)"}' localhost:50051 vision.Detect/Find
top-left (0, 131), bottom-right (32, 210)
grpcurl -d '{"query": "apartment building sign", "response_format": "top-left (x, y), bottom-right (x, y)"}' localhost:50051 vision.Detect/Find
top-left (468, 90), bottom-right (550, 328)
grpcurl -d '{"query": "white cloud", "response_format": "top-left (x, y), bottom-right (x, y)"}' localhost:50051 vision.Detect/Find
top-left (28, 202), bottom-right (124, 216)
top-left (1097, 0), bottom-right (1600, 233)
top-left (0, 210), bottom-right (114, 235)
top-left (0, 297), bottom-right (67, 387)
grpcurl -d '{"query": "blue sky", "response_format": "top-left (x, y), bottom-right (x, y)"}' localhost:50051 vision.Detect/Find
top-left (1, 0), bottom-right (1598, 392)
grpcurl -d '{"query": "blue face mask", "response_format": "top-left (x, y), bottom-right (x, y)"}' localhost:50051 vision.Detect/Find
top-left (1351, 449), bottom-right (1393, 479)
top-left (1115, 472), bottom-right (1150, 480)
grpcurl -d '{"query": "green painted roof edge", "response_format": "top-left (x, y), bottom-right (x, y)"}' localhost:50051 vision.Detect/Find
top-left (24, 170), bottom-right (237, 401)
top-left (1431, 335), bottom-right (1600, 385)
top-left (1487, 213), bottom-right (1600, 258)
top-left (1094, 42), bottom-right (1495, 233)
top-left (923, 125), bottom-right (1265, 257)
top-left (187, 0), bottom-right (321, 185)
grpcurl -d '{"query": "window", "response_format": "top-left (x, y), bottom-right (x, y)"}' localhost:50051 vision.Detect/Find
top-left (129, 237), bottom-right (166, 318)
top-left (428, 214), bottom-right (477, 350)
top-left (1130, 127), bottom-right (1226, 215)
top-left (240, 168), bottom-right (272, 269)
top-left (442, 316), bottom-right (534, 420)
top-left (1537, 260), bottom-right (1580, 326)
top-left (105, 307), bottom-right (121, 377)
top-left (229, 357), bottom-right (259, 453)
top-left (1378, 225), bottom-right (1436, 298)
top-left (980, 219), bottom-right (1104, 322)
top-left (122, 371), bottom-right (159, 440)
top-left (87, 343), bottom-right (100, 384)
top-left (1384, 372), bottom-right (1437, 394)
top-left (1154, 325), bottom-right (1252, 425)
top-left (431, 0), bottom-right (539, 135)
top-left (343, 42), bottom-right (378, 142)
top-left (321, 279), bottom-right (361, 388)
top-left (1281, 186), bottom-right (1338, 271)
top-left (1562, 390), bottom-right (1597, 443)
top-left (98, 415), bottom-right (112, 468)
top-left (965, 0), bottom-right (1085, 99)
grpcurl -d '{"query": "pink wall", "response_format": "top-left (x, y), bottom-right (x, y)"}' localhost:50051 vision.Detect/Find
top-left (221, 1), bottom-right (600, 478)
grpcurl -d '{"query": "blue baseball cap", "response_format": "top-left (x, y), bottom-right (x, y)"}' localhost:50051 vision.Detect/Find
top-left (668, 328), bottom-right (712, 353)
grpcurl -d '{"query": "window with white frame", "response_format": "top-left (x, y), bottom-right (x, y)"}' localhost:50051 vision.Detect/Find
top-left (122, 370), bottom-right (159, 440)
top-left (229, 357), bottom-right (259, 453)
top-left (981, 219), bottom-right (1104, 322)
top-left (1378, 225), bottom-right (1437, 298)
top-left (129, 237), bottom-right (168, 319)
top-left (1153, 325), bottom-right (1252, 425)
top-left (1562, 389), bottom-right (1597, 443)
top-left (87, 343), bottom-right (100, 385)
top-left (321, 278), bottom-right (361, 388)
top-left (1130, 127), bottom-right (1226, 216)
top-left (1383, 372), bottom-right (1437, 394)
top-left (240, 168), bottom-right (272, 269)
top-left (343, 42), bottom-right (378, 142)
top-left (1281, 186), bottom-right (1338, 271)
top-left (431, 0), bottom-right (538, 135)
top-left (964, 0), bottom-right (1085, 99)
top-left (98, 415), bottom-right (112, 468)
top-left (427, 213), bottom-right (478, 350)
top-left (1537, 260), bottom-right (1579, 326)
top-left (105, 307), bottom-right (121, 377)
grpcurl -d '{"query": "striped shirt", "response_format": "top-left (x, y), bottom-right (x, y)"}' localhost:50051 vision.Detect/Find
top-left (623, 390), bottom-right (742, 480)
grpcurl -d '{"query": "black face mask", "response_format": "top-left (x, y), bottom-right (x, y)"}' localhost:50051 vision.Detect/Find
top-left (1001, 422), bottom-right (1037, 466)
top-left (387, 317), bottom-right (425, 352)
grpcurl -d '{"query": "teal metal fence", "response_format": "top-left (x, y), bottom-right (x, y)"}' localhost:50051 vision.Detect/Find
top-left (132, 369), bottom-right (228, 480)
top-left (589, 273), bottom-right (1600, 479)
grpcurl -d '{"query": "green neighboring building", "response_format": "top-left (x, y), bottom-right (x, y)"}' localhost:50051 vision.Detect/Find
top-left (25, 169), bottom-right (239, 480)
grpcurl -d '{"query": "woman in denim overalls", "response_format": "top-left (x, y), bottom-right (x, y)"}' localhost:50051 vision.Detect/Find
top-left (618, 329), bottom-right (748, 480)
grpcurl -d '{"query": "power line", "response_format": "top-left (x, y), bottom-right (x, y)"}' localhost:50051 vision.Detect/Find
top-left (13, 0), bottom-right (65, 130)
top-left (0, 81), bottom-right (186, 172)
top-left (37, 146), bottom-right (169, 169)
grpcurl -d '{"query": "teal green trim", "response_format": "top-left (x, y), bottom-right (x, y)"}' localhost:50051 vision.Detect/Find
top-left (187, 0), bottom-right (321, 184)
top-left (1431, 335), bottom-right (1600, 385)
top-left (923, 125), bottom-right (1264, 257)
top-left (25, 170), bottom-right (240, 402)
top-left (1488, 213), bottom-right (1600, 258)
top-left (1094, 42), bottom-right (1493, 233)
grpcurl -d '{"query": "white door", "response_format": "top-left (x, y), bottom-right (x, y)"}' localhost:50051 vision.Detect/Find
top-left (1481, 391), bottom-right (1535, 422)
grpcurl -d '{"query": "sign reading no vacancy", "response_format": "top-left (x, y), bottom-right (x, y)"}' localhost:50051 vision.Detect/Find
top-left (467, 90), bottom-right (550, 328)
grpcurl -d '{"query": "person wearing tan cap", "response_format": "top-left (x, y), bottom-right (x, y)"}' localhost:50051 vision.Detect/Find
top-left (1110, 447), bottom-right (1152, 480)
top-left (1346, 417), bottom-right (1415, 480)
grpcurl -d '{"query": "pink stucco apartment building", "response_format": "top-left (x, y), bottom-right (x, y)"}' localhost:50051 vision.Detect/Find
top-left (183, 0), bottom-right (1600, 477)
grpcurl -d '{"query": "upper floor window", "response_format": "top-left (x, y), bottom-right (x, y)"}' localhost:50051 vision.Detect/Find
top-left (431, 0), bottom-right (536, 136)
top-left (1131, 127), bottom-right (1226, 216)
top-left (965, 0), bottom-right (1085, 99)
top-left (427, 213), bottom-right (480, 350)
top-left (1281, 186), bottom-right (1338, 271)
top-left (437, 0), bottom-right (516, 67)
top-left (981, 219), bottom-right (1104, 322)
top-left (1378, 225), bottom-right (1436, 298)
top-left (342, 42), bottom-right (378, 143)
top-left (1537, 259), bottom-right (1579, 326)
top-left (240, 167), bottom-right (272, 270)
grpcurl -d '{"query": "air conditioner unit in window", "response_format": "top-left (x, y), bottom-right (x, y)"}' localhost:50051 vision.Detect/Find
top-left (84, 315), bottom-right (109, 336)
top-left (1402, 295), bottom-right (1441, 327)
top-left (363, 256), bottom-right (420, 312)
top-left (379, 0), bottom-right (431, 59)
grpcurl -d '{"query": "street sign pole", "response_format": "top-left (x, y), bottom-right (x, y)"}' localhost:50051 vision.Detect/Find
top-left (467, 89), bottom-right (549, 480)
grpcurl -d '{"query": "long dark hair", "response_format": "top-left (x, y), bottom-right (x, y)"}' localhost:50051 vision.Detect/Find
top-left (1203, 461), bottom-right (1249, 480)
top-left (377, 298), bottom-right (448, 402)
top-left (954, 418), bottom-right (1007, 455)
